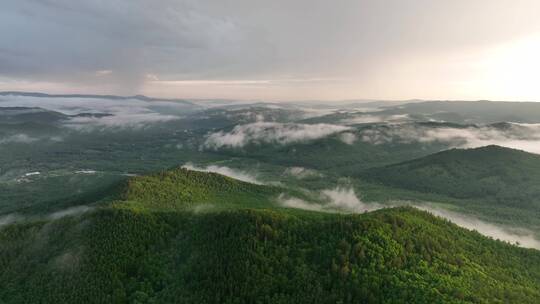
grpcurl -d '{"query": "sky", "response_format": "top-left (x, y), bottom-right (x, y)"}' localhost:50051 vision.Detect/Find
top-left (2, 0), bottom-right (540, 101)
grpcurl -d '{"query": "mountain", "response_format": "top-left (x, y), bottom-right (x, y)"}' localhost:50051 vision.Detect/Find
top-left (361, 145), bottom-right (540, 228)
top-left (0, 91), bottom-right (196, 106)
top-left (1, 168), bottom-right (540, 303)
top-left (0, 107), bottom-right (68, 124)
top-left (379, 100), bottom-right (540, 123)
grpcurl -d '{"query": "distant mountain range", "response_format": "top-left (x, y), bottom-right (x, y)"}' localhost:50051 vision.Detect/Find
top-left (0, 91), bottom-right (196, 106)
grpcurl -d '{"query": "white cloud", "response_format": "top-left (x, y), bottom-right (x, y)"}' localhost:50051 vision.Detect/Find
top-left (204, 122), bottom-right (351, 149)
top-left (182, 163), bottom-right (262, 184)
top-left (48, 206), bottom-right (92, 220)
top-left (278, 187), bottom-right (381, 213)
top-left (360, 123), bottom-right (540, 154)
top-left (283, 166), bottom-right (322, 179)
top-left (0, 213), bottom-right (22, 227)
top-left (278, 185), bottom-right (540, 250)
top-left (339, 132), bottom-right (357, 145)
top-left (0, 134), bottom-right (38, 144)
top-left (0, 95), bottom-right (188, 130)
top-left (277, 194), bottom-right (324, 212)
top-left (341, 114), bottom-right (410, 125)
top-left (416, 205), bottom-right (540, 250)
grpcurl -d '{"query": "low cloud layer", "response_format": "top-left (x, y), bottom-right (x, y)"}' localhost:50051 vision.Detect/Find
top-left (341, 113), bottom-right (410, 125)
top-left (182, 163), bottom-right (262, 184)
top-left (204, 122), bottom-right (350, 149)
top-left (0, 205), bottom-right (92, 228)
top-left (0, 133), bottom-right (38, 144)
top-left (48, 206), bottom-right (92, 220)
top-left (278, 187), bottom-right (540, 249)
top-left (0, 95), bottom-right (189, 129)
top-left (283, 166), bottom-right (322, 179)
top-left (339, 132), bottom-right (358, 145)
top-left (416, 205), bottom-right (540, 250)
top-left (279, 187), bottom-right (380, 213)
top-left (360, 123), bottom-right (540, 154)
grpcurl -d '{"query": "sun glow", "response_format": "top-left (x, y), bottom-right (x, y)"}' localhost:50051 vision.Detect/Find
top-left (481, 34), bottom-right (540, 101)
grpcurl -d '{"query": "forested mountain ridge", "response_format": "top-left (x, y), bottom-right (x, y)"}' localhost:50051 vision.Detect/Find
top-left (361, 145), bottom-right (540, 206)
top-left (1, 169), bottom-right (540, 303)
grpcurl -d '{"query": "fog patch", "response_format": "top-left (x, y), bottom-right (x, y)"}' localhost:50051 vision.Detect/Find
top-left (0, 134), bottom-right (38, 144)
top-left (283, 166), bottom-right (322, 179)
top-left (360, 123), bottom-right (540, 154)
top-left (66, 112), bottom-right (179, 130)
top-left (278, 187), bottom-right (540, 250)
top-left (204, 122), bottom-right (351, 149)
top-left (0, 95), bottom-right (186, 130)
top-left (277, 194), bottom-right (324, 212)
top-left (48, 206), bottom-right (92, 220)
top-left (182, 163), bottom-right (262, 184)
top-left (416, 205), bottom-right (540, 250)
top-left (53, 250), bottom-right (82, 272)
top-left (278, 187), bottom-right (381, 213)
top-left (341, 114), bottom-right (410, 125)
top-left (339, 132), bottom-right (357, 145)
top-left (0, 213), bottom-right (23, 227)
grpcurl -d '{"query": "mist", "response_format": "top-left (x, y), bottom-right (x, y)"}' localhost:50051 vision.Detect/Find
top-left (204, 122), bottom-right (350, 149)
top-left (360, 122), bottom-right (540, 154)
top-left (182, 163), bottom-right (262, 184)
top-left (277, 185), bottom-right (540, 250)
top-left (416, 205), bottom-right (540, 250)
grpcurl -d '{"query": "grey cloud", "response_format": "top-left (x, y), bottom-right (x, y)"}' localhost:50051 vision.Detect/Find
top-left (3, 1), bottom-right (540, 98)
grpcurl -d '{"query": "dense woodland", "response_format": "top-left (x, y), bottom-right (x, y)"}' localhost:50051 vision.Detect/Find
top-left (1, 169), bottom-right (540, 303)
top-left (361, 145), bottom-right (540, 229)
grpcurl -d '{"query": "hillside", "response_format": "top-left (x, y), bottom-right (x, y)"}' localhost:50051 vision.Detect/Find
top-left (360, 145), bottom-right (540, 228)
top-left (1, 168), bottom-right (540, 303)
top-left (362, 145), bottom-right (540, 205)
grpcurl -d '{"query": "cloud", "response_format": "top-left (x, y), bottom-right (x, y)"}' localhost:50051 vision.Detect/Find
top-left (182, 163), bottom-right (262, 184)
top-left (360, 123), bottom-right (540, 154)
top-left (0, 213), bottom-right (22, 227)
top-left (278, 186), bottom-right (381, 213)
top-left (321, 187), bottom-right (382, 213)
top-left (0, 133), bottom-right (38, 144)
top-left (0, 206), bottom-right (92, 228)
top-left (283, 166), bottom-right (322, 179)
top-left (4, 1), bottom-right (540, 100)
top-left (339, 132), bottom-right (357, 145)
top-left (416, 205), bottom-right (540, 250)
top-left (48, 206), bottom-right (92, 220)
top-left (204, 122), bottom-right (351, 149)
top-left (66, 112), bottom-right (179, 130)
top-left (341, 114), bottom-right (410, 125)
top-left (277, 194), bottom-right (324, 212)
top-left (0, 95), bottom-right (187, 129)
top-left (278, 186), bottom-right (540, 249)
